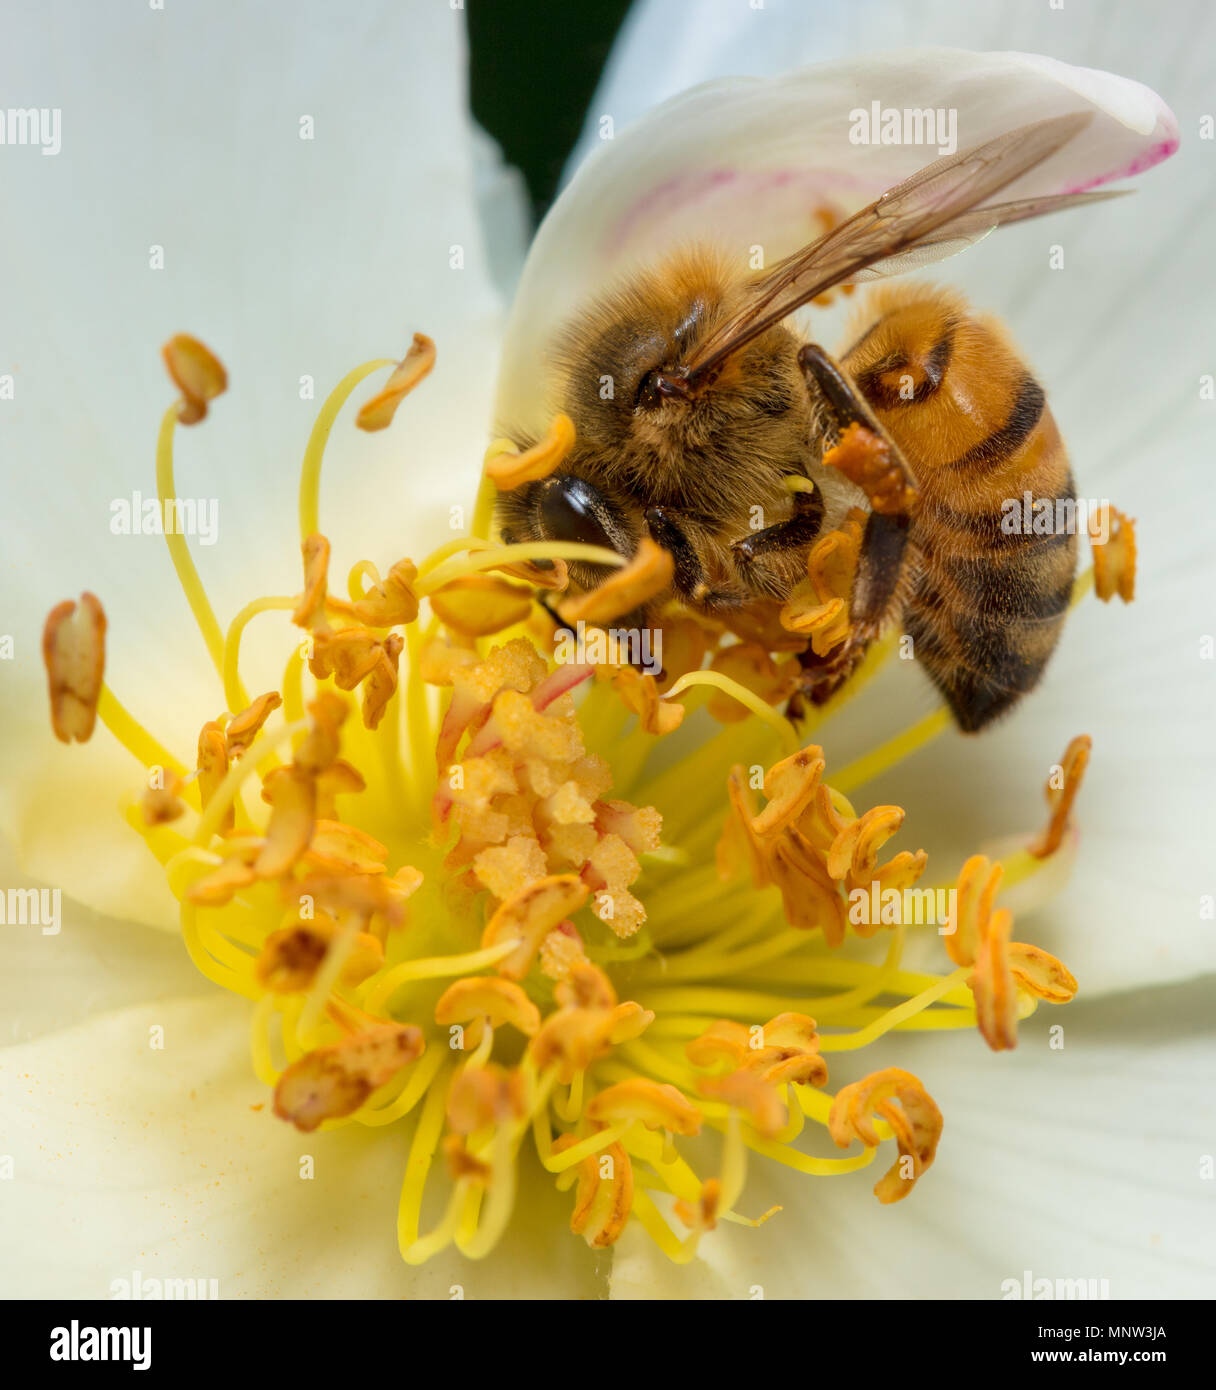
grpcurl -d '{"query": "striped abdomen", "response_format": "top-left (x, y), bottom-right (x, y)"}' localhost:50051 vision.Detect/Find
top-left (842, 283), bottom-right (1077, 732)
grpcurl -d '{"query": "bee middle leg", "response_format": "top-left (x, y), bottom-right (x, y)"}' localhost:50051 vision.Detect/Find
top-left (729, 484), bottom-right (824, 597)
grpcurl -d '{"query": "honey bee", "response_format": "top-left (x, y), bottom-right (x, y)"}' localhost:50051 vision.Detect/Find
top-left (496, 113), bottom-right (1123, 731)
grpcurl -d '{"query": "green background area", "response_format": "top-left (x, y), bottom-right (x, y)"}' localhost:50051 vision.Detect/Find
top-left (468, 0), bottom-right (632, 222)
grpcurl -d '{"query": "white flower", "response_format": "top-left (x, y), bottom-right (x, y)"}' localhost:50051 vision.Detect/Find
top-left (0, 0), bottom-right (1210, 1301)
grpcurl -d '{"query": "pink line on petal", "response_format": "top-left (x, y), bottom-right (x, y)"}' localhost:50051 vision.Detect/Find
top-left (606, 166), bottom-right (873, 254)
top-left (1060, 137), bottom-right (1180, 194)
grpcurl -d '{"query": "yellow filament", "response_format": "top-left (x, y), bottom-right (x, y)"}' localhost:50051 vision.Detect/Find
top-left (97, 685), bottom-right (191, 784)
top-left (298, 358), bottom-right (395, 540)
top-left (662, 670), bottom-right (799, 751)
top-left (355, 1045), bottom-right (447, 1128)
top-left (223, 596), bottom-right (295, 714)
top-left (817, 967), bottom-right (971, 1051)
top-left (361, 941), bottom-right (518, 1015)
top-left (416, 539), bottom-right (625, 595)
top-left (628, 1189), bottom-right (703, 1263)
top-left (472, 439), bottom-right (514, 538)
top-left (398, 1063), bottom-right (456, 1263)
top-left (832, 705), bottom-right (951, 794)
top-left (416, 536), bottom-right (494, 579)
top-left (155, 405), bottom-right (227, 673)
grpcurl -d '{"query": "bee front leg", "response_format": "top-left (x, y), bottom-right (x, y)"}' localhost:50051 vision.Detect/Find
top-left (644, 505), bottom-right (748, 611)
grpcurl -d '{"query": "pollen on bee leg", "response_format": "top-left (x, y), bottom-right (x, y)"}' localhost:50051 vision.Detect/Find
top-left (42, 592), bottom-right (106, 743)
top-left (485, 412), bottom-right (576, 490)
top-left (162, 333), bottom-right (228, 425)
top-left (558, 536), bottom-right (673, 626)
top-left (828, 1067), bottom-right (943, 1204)
top-left (822, 422), bottom-right (919, 516)
top-left (1029, 734), bottom-right (1092, 859)
top-left (1089, 504), bottom-right (1136, 602)
top-left (273, 1022), bottom-right (424, 1132)
top-left (355, 332), bottom-right (436, 432)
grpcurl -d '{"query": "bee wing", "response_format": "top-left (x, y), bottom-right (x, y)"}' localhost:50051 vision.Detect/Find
top-left (494, 53), bottom-right (1176, 433)
top-left (682, 113), bottom-right (1114, 382)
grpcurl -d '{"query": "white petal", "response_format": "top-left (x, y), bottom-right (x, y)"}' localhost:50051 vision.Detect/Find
top-left (611, 980), bottom-right (1216, 1298)
top-left (0, 994), bottom-right (607, 1299)
top-left (0, 2), bottom-right (508, 925)
top-left (496, 47), bottom-right (1175, 433)
top-left (0, 837), bottom-right (207, 1044)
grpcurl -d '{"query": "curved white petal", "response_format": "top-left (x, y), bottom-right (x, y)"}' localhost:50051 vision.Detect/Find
top-left (0, 994), bottom-right (607, 1299)
top-left (569, 0), bottom-right (1206, 172)
top-left (611, 980), bottom-right (1216, 1298)
top-left (0, 1), bottom-right (509, 925)
top-left (496, 46), bottom-right (1175, 433)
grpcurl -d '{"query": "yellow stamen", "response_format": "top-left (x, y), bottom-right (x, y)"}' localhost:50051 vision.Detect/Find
top-left (355, 333), bottom-right (436, 432)
top-left (52, 331), bottom-right (1100, 1272)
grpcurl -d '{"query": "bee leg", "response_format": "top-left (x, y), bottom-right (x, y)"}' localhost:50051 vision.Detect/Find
top-left (643, 504), bottom-right (705, 597)
top-left (730, 484), bottom-right (824, 567)
top-left (850, 512), bottom-right (915, 640)
top-left (642, 504), bottom-right (734, 609)
top-left (799, 343), bottom-right (887, 437)
top-left (798, 344), bottom-right (921, 501)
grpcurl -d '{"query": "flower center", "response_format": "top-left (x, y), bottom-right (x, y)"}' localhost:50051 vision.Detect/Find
top-left (42, 332), bottom-right (1136, 1266)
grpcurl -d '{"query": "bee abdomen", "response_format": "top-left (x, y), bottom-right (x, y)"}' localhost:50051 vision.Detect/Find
top-left (905, 509), bottom-right (1077, 731)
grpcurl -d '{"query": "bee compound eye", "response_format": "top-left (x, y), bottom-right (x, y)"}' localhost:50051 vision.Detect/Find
top-left (534, 474), bottom-right (621, 554)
